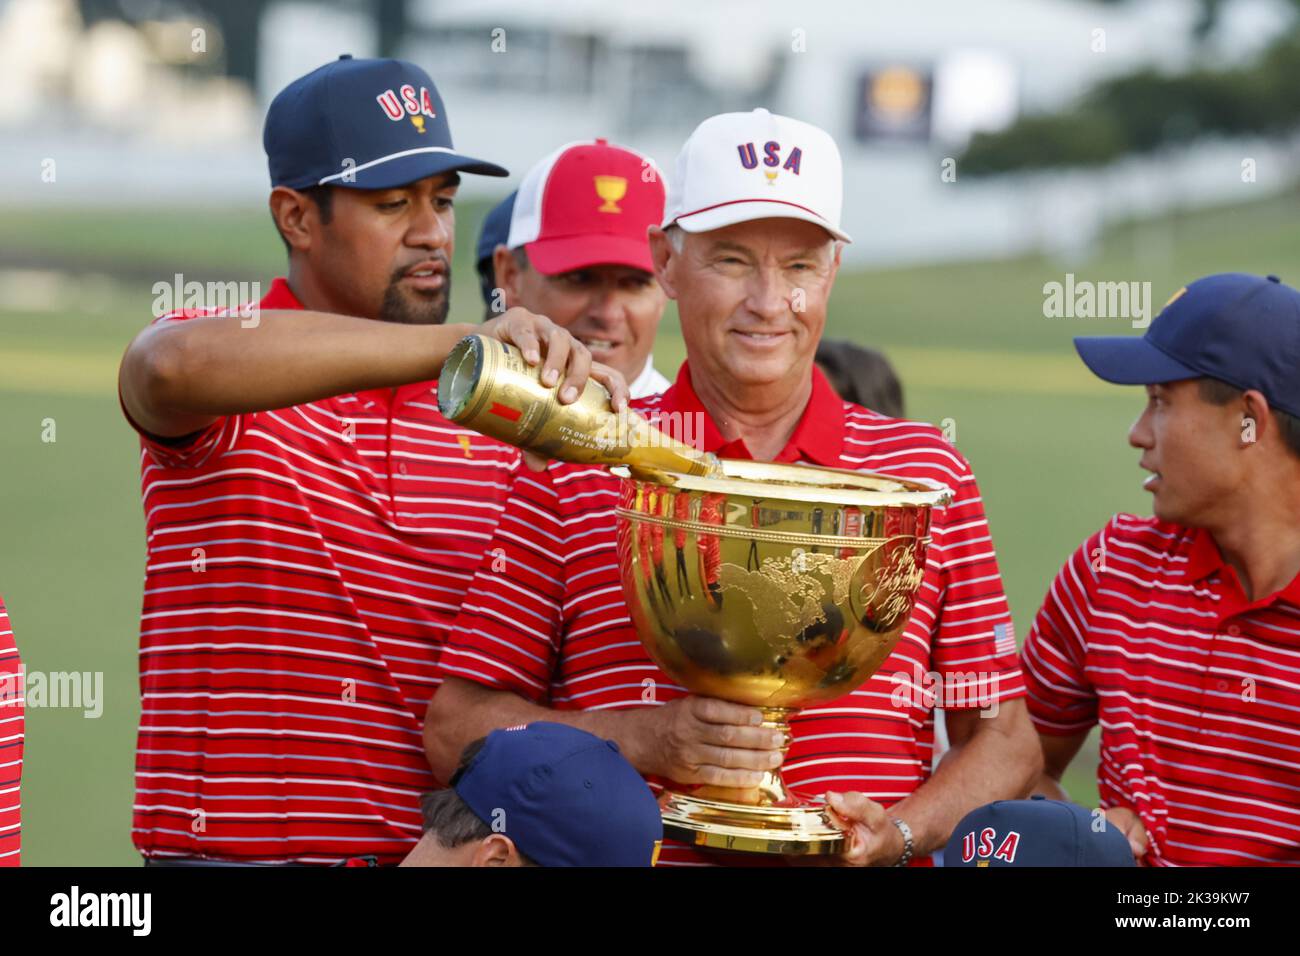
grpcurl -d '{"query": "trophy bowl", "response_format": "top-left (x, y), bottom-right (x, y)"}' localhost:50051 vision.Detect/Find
top-left (614, 459), bottom-right (951, 855)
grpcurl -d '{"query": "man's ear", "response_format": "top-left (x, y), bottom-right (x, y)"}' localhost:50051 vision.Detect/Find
top-left (1241, 389), bottom-right (1271, 448)
top-left (492, 245), bottom-right (525, 310)
top-left (647, 227), bottom-right (679, 301)
top-left (269, 187), bottom-right (318, 253)
top-left (470, 833), bottom-right (525, 867)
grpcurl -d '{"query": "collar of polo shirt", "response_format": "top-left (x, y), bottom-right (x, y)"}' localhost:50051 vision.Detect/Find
top-left (1183, 525), bottom-right (1300, 608)
top-left (653, 361), bottom-right (845, 466)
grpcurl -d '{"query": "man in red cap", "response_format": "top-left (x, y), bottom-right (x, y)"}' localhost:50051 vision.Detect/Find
top-left (486, 139), bottom-right (671, 397)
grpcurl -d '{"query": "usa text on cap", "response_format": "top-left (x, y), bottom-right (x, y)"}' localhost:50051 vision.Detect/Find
top-left (944, 796), bottom-right (1135, 867)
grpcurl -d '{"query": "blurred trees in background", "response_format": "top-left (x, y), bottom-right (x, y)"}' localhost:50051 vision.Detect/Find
top-left (961, 0), bottom-right (1300, 175)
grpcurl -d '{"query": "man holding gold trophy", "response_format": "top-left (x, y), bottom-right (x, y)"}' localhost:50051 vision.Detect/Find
top-left (427, 109), bottom-right (1042, 866)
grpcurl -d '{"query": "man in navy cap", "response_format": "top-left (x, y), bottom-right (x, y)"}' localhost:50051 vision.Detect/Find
top-left (116, 57), bottom-right (625, 866)
top-left (1021, 273), bottom-right (1300, 866)
top-left (400, 723), bottom-right (662, 867)
top-left (476, 191), bottom-right (516, 316)
top-left (943, 795), bottom-right (1134, 867)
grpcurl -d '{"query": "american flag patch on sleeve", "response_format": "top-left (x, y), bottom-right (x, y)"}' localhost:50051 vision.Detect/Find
top-left (993, 621), bottom-right (1017, 656)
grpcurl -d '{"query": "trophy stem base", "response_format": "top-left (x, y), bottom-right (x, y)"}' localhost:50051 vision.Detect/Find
top-left (658, 706), bottom-right (844, 856)
top-left (659, 790), bottom-right (844, 856)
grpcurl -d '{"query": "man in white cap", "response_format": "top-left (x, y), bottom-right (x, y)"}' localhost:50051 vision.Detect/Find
top-left (427, 109), bottom-right (1041, 867)
top-left (485, 139), bottom-right (672, 397)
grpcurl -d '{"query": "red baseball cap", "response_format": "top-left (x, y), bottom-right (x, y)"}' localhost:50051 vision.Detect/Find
top-left (506, 139), bottom-right (666, 275)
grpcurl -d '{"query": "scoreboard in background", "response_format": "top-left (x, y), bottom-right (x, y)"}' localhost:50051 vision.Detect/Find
top-left (854, 66), bottom-right (933, 143)
top-left (853, 54), bottom-right (1019, 147)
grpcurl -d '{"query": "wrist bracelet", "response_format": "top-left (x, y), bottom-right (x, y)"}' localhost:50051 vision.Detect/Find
top-left (890, 817), bottom-right (914, 867)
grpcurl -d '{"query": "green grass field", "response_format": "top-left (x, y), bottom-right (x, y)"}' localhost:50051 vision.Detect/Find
top-left (6, 188), bottom-right (1299, 864)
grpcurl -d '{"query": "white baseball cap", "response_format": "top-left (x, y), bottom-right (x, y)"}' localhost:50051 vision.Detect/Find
top-left (662, 108), bottom-right (851, 243)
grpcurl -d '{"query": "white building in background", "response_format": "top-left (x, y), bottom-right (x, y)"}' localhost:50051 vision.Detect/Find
top-left (3, 0), bottom-right (1297, 266)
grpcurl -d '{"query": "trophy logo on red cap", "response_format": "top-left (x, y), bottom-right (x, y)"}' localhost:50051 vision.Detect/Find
top-left (594, 175), bottom-right (628, 213)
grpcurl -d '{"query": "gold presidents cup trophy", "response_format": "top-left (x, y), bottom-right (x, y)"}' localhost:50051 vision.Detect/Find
top-left (615, 462), bottom-right (948, 854)
top-left (438, 334), bottom-right (950, 855)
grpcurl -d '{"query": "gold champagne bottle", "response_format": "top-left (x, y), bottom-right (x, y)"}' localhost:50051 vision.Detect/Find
top-left (438, 334), bottom-right (721, 478)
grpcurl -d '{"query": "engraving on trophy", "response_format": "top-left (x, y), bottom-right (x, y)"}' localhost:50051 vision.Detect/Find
top-left (853, 544), bottom-right (926, 632)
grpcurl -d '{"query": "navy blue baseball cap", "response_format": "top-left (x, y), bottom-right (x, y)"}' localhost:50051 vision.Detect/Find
top-left (451, 722), bottom-right (662, 867)
top-left (1074, 273), bottom-right (1300, 418)
top-left (944, 796), bottom-right (1136, 867)
top-left (264, 55), bottom-right (507, 190)
top-left (476, 190), bottom-right (517, 305)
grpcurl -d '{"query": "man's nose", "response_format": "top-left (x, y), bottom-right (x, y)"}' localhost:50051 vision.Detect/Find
top-left (1128, 406), bottom-right (1153, 449)
top-left (745, 266), bottom-right (787, 322)
top-left (407, 202), bottom-right (452, 250)
top-left (585, 285), bottom-right (624, 328)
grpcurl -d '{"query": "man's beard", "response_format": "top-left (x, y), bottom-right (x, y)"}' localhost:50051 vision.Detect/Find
top-left (378, 265), bottom-right (452, 326)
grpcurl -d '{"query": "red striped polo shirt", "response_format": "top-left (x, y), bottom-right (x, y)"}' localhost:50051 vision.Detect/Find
top-left (438, 363), bottom-right (1025, 866)
top-left (0, 599), bottom-right (21, 866)
top-left (122, 278), bottom-right (521, 864)
top-left (1022, 514), bottom-right (1300, 866)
